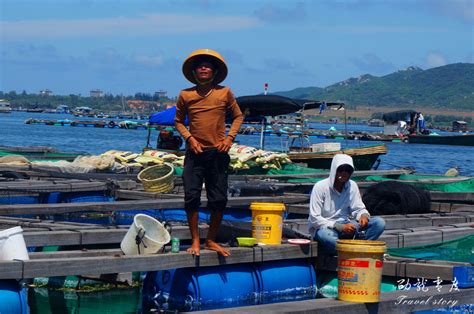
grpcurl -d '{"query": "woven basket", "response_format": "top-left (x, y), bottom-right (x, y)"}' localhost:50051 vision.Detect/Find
top-left (138, 163), bottom-right (175, 193)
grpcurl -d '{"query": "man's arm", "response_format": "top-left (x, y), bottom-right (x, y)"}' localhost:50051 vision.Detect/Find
top-left (174, 93), bottom-right (192, 141)
top-left (226, 89), bottom-right (244, 140)
top-left (308, 184), bottom-right (334, 231)
top-left (217, 89), bottom-right (243, 153)
top-left (349, 182), bottom-right (370, 227)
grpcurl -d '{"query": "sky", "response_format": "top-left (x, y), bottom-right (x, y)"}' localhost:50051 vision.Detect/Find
top-left (1, 0), bottom-right (473, 98)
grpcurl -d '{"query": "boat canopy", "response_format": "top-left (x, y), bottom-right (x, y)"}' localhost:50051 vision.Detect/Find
top-left (148, 95), bottom-right (345, 126)
top-left (382, 110), bottom-right (417, 123)
top-left (149, 106), bottom-right (188, 126)
top-left (236, 95), bottom-right (344, 118)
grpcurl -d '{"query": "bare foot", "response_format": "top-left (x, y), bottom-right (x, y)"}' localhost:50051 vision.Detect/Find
top-left (204, 240), bottom-right (231, 257)
top-left (186, 240), bottom-right (200, 256)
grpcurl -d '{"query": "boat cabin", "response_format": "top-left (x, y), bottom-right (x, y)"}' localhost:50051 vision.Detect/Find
top-left (452, 121), bottom-right (468, 133)
top-left (0, 100), bottom-right (12, 113)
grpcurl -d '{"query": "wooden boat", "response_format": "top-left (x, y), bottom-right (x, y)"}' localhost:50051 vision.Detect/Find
top-left (0, 146), bottom-right (85, 161)
top-left (287, 144), bottom-right (388, 170)
top-left (408, 134), bottom-right (474, 146)
top-left (234, 95), bottom-right (388, 170)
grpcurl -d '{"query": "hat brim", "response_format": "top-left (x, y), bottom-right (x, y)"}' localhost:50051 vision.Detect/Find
top-left (182, 55), bottom-right (228, 85)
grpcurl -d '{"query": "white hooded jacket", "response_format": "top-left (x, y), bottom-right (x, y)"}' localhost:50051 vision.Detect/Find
top-left (307, 154), bottom-right (369, 235)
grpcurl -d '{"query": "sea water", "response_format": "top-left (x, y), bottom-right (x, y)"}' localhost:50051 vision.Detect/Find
top-left (1, 111), bottom-right (472, 175)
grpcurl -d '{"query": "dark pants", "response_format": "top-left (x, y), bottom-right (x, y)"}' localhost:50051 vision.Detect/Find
top-left (183, 149), bottom-right (230, 212)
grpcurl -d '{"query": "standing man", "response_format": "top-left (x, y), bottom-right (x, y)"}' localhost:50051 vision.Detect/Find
top-left (175, 49), bottom-right (244, 257)
top-left (308, 154), bottom-right (385, 255)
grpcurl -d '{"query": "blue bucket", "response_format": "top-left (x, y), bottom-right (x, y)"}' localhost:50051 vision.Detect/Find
top-left (0, 280), bottom-right (28, 314)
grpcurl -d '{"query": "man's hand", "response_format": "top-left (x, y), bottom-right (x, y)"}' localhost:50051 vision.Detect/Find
top-left (359, 215), bottom-right (369, 230)
top-left (217, 137), bottom-right (233, 153)
top-left (342, 223), bottom-right (357, 235)
top-left (188, 137), bottom-right (203, 154)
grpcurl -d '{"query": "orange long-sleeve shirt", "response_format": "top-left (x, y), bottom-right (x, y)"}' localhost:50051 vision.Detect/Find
top-left (174, 85), bottom-right (244, 149)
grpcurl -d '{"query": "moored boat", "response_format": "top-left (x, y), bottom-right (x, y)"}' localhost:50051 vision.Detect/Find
top-left (408, 134), bottom-right (474, 146)
top-left (0, 100), bottom-right (12, 113)
top-left (287, 144), bottom-right (388, 170)
top-left (0, 146), bottom-right (86, 161)
top-left (235, 95), bottom-right (388, 170)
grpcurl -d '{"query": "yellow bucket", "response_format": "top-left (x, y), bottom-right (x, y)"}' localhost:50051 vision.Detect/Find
top-left (336, 240), bottom-right (386, 303)
top-left (250, 202), bottom-right (285, 245)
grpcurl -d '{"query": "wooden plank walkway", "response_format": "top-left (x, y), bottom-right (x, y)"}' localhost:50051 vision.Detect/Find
top-left (0, 180), bottom-right (109, 193)
top-left (1, 210), bottom-right (471, 247)
top-left (0, 243), bottom-right (317, 280)
top-left (317, 255), bottom-right (471, 281)
top-left (202, 287), bottom-right (474, 314)
top-left (0, 194), bottom-right (309, 215)
top-left (1, 239), bottom-right (470, 282)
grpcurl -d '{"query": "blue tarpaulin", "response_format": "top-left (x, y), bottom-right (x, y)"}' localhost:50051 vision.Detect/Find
top-left (149, 106), bottom-right (188, 126)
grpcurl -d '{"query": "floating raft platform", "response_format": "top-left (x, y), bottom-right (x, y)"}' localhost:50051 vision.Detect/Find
top-left (1, 168), bottom-right (473, 312)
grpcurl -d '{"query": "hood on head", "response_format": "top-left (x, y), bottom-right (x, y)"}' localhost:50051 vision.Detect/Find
top-left (329, 154), bottom-right (354, 187)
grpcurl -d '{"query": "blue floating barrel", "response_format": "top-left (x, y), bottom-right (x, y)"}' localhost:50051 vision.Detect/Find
top-left (256, 259), bottom-right (317, 303)
top-left (142, 264), bottom-right (260, 312)
top-left (0, 280), bottom-right (28, 314)
top-left (51, 192), bottom-right (113, 224)
top-left (0, 195), bottom-right (39, 205)
top-left (114, 209), bottom-right (163, 225)
top-left (161, 208), bottom-right (210, 222)
top-left (222, 207), bottom-right (252, 222)
top-left (58, 192), bottom-right (112, 203)
top-left (142, 259), bottom-right (317, 312)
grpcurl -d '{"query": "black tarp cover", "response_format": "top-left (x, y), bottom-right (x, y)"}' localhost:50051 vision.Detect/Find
top-left (236, 95), bottom-right (344, 118)
top-left (382, 110), bottom-right (418, 123)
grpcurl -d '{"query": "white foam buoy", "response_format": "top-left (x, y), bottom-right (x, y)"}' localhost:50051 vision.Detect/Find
top-left (120, 214), bottom-right (171, 255)
top-left (0, 226), bottom-right (29, 261)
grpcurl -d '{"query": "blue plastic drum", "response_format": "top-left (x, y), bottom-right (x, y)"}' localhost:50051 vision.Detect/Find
top-left (142, 264), bottom-right (260, 312)
top-left (257, 259), bottom-right (317, 303)
top-left (142, 259), bottom-right (317, 312)
top-left (0, 280), bottom-right (28, 314)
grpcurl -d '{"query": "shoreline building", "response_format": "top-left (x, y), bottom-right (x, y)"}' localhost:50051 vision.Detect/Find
top-left (90, 89), bottom-right (104, 98)
top-left (40, 89), bottom-right (53, 96)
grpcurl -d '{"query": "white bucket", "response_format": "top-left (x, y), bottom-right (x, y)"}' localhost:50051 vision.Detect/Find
top-left (120, 214), bottom-right (171, 255)
top-left (0, 226), bottom-right (29, 261)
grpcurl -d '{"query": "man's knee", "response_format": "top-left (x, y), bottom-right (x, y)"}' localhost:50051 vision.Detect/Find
top-left (315, 228), bottom-right (338, 242)
top-left (370, 217), bottom-right (386, 230)
top-left (207, 200), bottom-right (227, 212)
top-left (184, 194), bottom-right (201, 211)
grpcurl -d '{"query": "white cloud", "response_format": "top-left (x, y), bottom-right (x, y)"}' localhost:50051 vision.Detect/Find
top-left (428, 0), bottom-right (474, 23)
top-left (425, 52), bottom-right (448, 68)
top-left (254, 2), bottom-right (307, 23)
top-left (466, 52), bottom-right (474, 63)
top-left (1, 13), bottom-right (261, 39)
top-left (351, 53), bottom-right (395, 74)
top-left (134, 54), bottom-right (164, 67)
top-left (319, 25), bottom-right (446, 34)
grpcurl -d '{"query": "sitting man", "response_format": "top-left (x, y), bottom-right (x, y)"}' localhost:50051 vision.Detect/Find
top-left (308, 154), bottom-right (385, 255)
top-left (157, 127), bottom-right (183, 151)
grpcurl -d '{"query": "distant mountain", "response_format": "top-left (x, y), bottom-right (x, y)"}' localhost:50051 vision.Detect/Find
top-left (275, 63), bottom-right (474, 109)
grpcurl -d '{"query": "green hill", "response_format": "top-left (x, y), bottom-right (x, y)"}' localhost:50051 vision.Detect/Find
top-left (275, 63), bottom-right (474, 109)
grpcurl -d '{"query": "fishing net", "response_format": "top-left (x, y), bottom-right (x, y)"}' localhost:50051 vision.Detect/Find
top-left (362, 181), bottom-right (431, 215)
top-left (388, 234), bottom-right (474, 264)
top-left (365, 174), bottom-right (474, 192)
